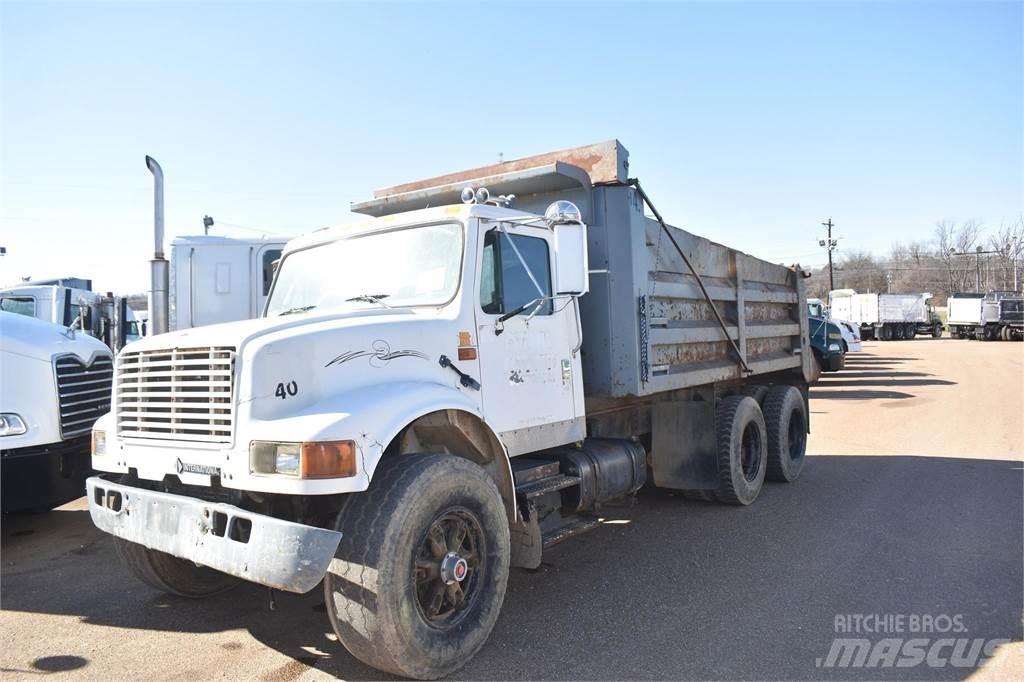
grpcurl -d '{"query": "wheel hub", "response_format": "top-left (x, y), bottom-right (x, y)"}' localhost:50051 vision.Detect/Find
top-left (440, 552), bottom-right (469, 584)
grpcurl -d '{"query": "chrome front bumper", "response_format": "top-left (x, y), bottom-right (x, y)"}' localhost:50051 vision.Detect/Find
top-left (86, 477), bottom-right (342, 593)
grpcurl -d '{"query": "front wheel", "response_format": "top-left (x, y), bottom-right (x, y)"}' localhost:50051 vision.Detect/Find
top-left (113, 538), bottom-right (237, 598)
top-left (325, 454), bottom-right (510, 680)
top-left (933, 323), bottom-right (943, 338)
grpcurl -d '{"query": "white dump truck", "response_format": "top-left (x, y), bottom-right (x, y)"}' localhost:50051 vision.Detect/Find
top-left (948, 291), bottom-right (1024, 341)
top-left (1, 312), bottom-right (113, 512)
top-left (87, 142), bottom-right (812, 679)
top-left (828, 289), bottom-right (941, 340)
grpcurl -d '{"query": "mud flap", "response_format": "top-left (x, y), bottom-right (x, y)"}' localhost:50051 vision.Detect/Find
top-left (651, 400), bottom-right (719, 490)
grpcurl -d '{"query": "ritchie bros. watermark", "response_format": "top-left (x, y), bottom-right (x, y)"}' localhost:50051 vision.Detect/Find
top-left (816, 614), bottom-right (1010, 669)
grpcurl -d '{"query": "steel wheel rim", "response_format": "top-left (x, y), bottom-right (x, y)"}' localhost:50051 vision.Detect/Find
top-left (740, 422), bottom-right (762, 482)
top-left (413, 506), bottom-right (485, 629)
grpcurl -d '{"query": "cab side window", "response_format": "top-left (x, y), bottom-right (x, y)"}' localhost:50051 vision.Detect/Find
top-left (479, 230), bottom-right (553, 316)
top-left (262, 249), bottom-right (283, 296)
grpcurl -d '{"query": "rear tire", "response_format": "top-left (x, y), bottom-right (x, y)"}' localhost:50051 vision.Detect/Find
top-left (905, 323), bottom-right (916, 339)
top-left (762, 386), bottom-right (808, 483)
top-left (113, 538), bottom-right (236, 598)
top-left (325, 454), bottom-right (510, 680)
top-left (742, 384), bottom-right (769, 405)
top-left (713, 396), bottom-right (767, 506)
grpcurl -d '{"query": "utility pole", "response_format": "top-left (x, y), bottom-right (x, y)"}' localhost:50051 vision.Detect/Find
top-left (818, 218), bottom-right (838, 293)
top-left (949, 246), bottom-right (1000, 292)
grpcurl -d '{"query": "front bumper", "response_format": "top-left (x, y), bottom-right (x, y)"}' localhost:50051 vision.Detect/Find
top-left (824, 353), bottom-right (845, 372)
top-left (86, 477), bottom-right (342, 593)
top-left (1, 436), bottom-right (92, 513)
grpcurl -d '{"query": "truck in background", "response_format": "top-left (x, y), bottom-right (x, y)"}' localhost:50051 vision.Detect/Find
top-left (828, 289), bottom-right (942, 340)
top-left (808, 297), bottom-right (860, 353)
top-left (0, 279), bottom-right (141, 350)
top-left (948, 291), bottom-right (1024, 341)
top-left (807, 300), bottom-right (847, 376)
top-left (1, 312), bottom-right (113, 512)
top-left (166, 235), bottom-right (286, 333)
top-left (87, 141), bottom-right (813, 679)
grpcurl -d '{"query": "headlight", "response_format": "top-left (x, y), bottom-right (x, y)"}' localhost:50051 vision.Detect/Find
top-left (0, 413), bottom-right (27, 436)
top-left (828, 343), bottom-right (841, 352)
top-left (250, 440), bottom-right (356, 479)
top-left (92, 430), bottom-right (106, 456)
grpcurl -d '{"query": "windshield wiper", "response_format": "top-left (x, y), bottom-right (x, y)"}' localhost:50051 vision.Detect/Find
top-left (345, 293), bottom-right (392, 308)
top-left (278, 305), bottom-right (317, 316)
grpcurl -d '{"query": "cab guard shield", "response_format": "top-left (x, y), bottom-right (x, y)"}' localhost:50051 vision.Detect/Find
top-left (86, 477), bottom-right (341, 593)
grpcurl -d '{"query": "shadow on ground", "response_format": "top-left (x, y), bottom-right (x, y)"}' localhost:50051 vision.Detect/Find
top-left (2, 455), bottom-right (1020, 681)
top-left (811, 353), bottom-right (956, 401)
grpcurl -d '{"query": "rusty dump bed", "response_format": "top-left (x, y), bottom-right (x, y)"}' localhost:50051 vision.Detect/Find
top-left (353, 140), bottom-right (811, 400)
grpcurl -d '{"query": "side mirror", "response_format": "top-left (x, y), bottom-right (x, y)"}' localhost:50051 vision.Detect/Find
top-left (553, 222), bottom-right (589, 297)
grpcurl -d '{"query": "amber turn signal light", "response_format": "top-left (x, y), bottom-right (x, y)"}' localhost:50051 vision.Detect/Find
top-left (300, 440), bottom-right (357, 479)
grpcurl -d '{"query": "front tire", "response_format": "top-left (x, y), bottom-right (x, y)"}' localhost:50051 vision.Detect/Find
top-left (325, 454), bottom-right (510, 680)
top-left (933, 323), bottom-right (943, 338)
top-left (113, 538), bottom-right (236, 598)
top-left (714, 396), bottom-right (768, 505)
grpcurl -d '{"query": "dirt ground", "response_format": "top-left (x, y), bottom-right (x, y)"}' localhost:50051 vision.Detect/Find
top-left (1, 338), bottom-right (1022, 681)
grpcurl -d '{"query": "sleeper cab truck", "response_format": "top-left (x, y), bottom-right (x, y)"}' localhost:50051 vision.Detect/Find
top-left (86, 141), bottom-right (813, 679)
top-left (1, 312), bottom-right (112, 512)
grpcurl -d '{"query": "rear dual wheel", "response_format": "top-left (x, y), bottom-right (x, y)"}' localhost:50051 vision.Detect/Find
top-left (711, 387), bottom-right (808, 504)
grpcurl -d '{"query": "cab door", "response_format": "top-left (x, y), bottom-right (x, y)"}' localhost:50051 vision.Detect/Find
top-left (474, 222), bottom-right (583, 456)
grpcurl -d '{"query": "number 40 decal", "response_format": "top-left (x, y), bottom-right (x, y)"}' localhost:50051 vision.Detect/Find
top-left (275, 381), bottom-right (298, 399)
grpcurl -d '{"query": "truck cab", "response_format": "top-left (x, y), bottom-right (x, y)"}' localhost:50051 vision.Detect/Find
top-left (807, 301), bottom-right (845, 373)
top-left (1, 312), bottom-right (113, 512)
top-left (167, 236), bottom-right (286, 332)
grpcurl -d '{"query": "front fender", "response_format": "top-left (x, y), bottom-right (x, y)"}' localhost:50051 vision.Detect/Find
top-left (239, 380), bottom-right (488, 494)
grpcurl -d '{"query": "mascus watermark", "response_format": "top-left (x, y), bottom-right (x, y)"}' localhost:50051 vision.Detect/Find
top-left (816, 614), bottom-right (1010, 669)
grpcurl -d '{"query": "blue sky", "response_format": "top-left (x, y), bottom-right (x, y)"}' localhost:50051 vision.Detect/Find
top-left (1, 1), bottom-right (1021, 293)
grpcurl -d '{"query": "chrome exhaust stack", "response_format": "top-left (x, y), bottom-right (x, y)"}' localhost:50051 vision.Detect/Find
top-left (146, 155), bottom-right (169, 336)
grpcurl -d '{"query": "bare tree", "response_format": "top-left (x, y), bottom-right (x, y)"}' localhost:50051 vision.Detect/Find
top-left (988, 216), bottom-right (1024, 292)
top-left (935, 220), bottom-right (981, 293)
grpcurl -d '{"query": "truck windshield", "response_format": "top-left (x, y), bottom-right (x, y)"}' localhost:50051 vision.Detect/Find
top-left (266, 222), bottom-right (464, 316)
top-left (0, 296), bottom-right (35, 317)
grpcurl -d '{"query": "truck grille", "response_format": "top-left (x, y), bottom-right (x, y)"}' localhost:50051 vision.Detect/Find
top-left (116, 346), bottom-right (235, 443)
top-left (55, 354), bottom-right (113, 438)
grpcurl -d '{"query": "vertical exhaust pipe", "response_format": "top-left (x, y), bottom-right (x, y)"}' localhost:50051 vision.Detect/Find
top-left (146, 155), bottom-right (169, 336)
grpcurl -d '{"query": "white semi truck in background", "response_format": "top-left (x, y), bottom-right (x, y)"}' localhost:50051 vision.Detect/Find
top-left (1, 312), bottom-right (113, 512)
top-left (828, 289), bottom-right (943, 340)
top-left (165, 235), bottom-right (286, 332)
top-left (86, 142), bottom-right (813, 679)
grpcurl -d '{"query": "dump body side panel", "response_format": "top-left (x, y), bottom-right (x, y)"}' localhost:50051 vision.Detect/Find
top-left (879, 294), bottom-right (927, 323)
top-left (577, 186), bottom-right (804, 399)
